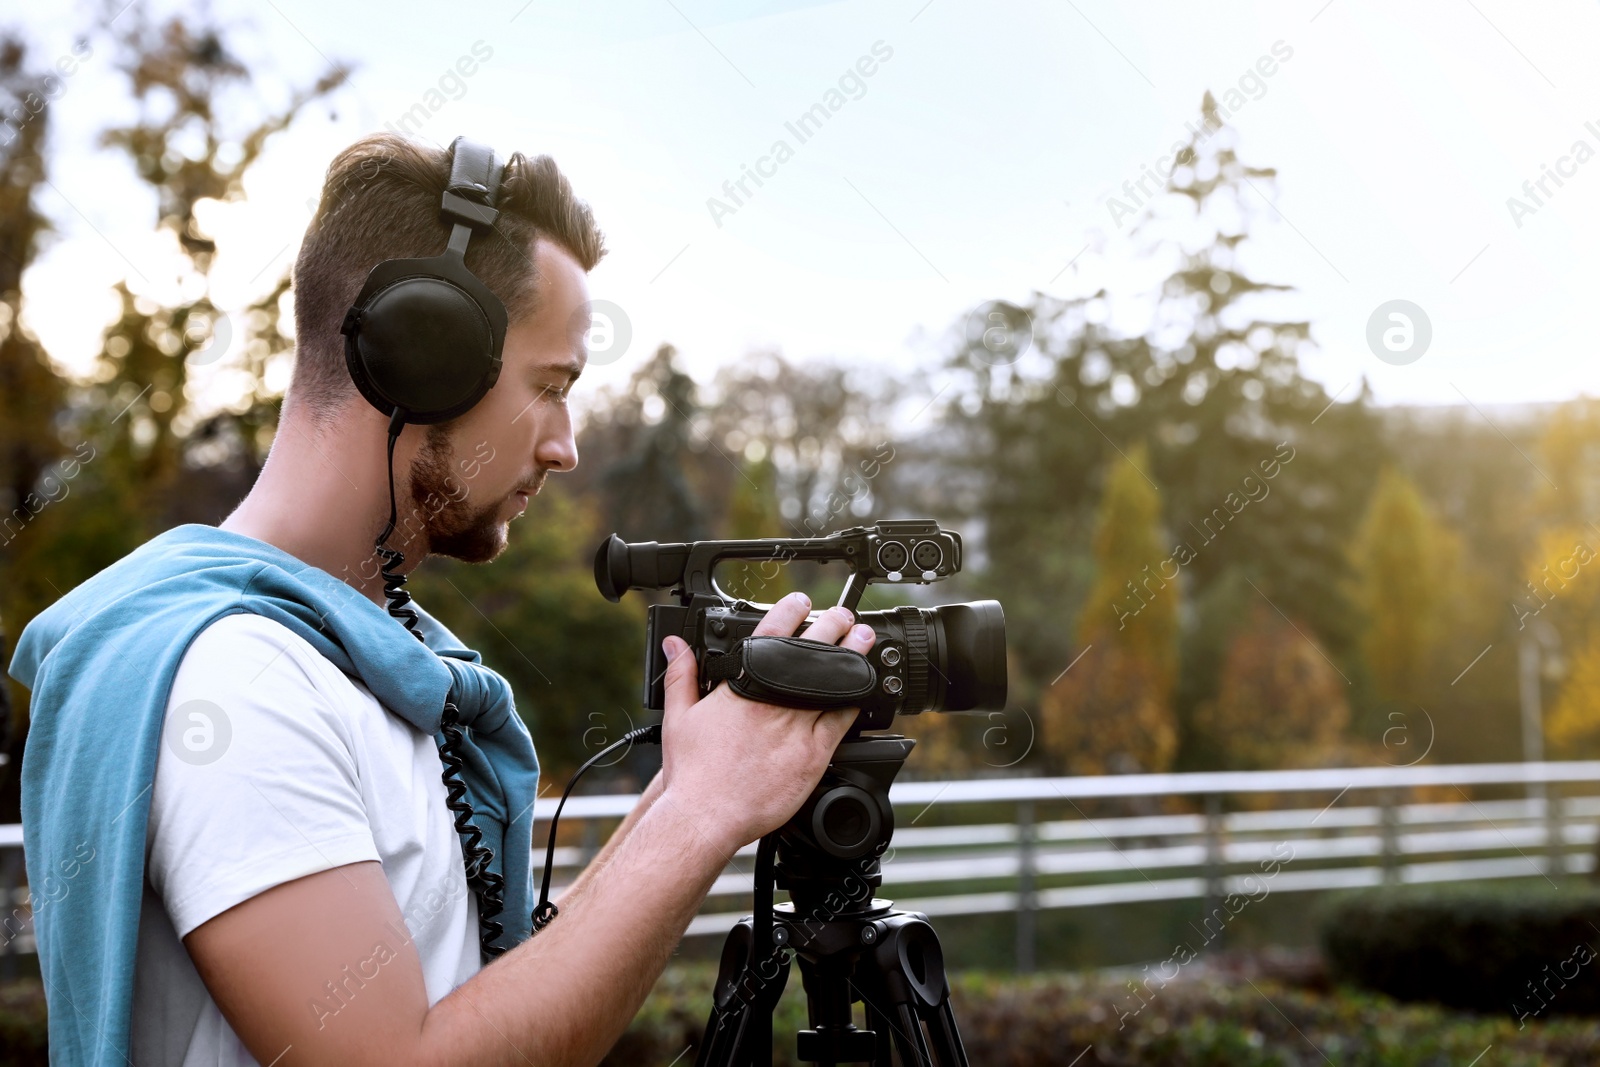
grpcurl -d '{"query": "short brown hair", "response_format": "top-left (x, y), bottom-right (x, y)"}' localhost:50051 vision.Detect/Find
top-left (289, 133), bottom-right (607, 422)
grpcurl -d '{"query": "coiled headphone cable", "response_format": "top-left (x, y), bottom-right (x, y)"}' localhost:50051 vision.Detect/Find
top-left (375, 407), bottom-right (661, 961)
top-left (376, 408), bottom-right (508, 959)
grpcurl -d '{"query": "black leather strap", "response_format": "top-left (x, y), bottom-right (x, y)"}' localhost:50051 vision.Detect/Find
top-left (703, 636), bottom-right (876, 710)
top-left (441, 136), bottom-right (501, 230)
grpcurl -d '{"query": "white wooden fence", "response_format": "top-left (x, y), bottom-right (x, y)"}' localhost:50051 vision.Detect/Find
top-left (0, 761), bottom-right (1595, 970)
top-left (536, 761), bottom-right (1600, 967)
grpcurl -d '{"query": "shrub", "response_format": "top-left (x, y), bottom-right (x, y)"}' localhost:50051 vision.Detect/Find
top-left (1319, 880), bottom-right (1600, 1020)
top-left (609, 963), bottom-right (1600, 1066)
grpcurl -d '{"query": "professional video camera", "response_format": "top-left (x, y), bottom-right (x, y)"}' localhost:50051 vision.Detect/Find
top-left (593, 519), bottom-right (1006, 730)
top-left (592, 520), bottom-right (1003, 1065)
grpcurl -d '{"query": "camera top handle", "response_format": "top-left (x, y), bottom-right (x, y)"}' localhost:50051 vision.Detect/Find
top-left (593, 519), bottom-right (961, 614)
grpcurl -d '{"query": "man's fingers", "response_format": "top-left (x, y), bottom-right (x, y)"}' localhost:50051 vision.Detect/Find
top-left (838, 623), bottom-right (876, 655)
top-left (799, 605), bottom-right (858, 645)
top-left (753, 592), bottom-right (811, 637)
top-left (660, 636), bottom-right (699, 716)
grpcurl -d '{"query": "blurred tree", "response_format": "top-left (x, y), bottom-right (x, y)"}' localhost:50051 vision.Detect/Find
top-left (0, 34), bottom-right (70, 813)
top-left (0, 15), bottom-right (345, 821)
top-left (1522, 406), bottom-right (1600, 757)
top-left (1528, 526), bottom-right (1600, 756)
top-left (716, 453), bottom-right (795, 604)
top-left (1042, 445), bottom-right (1178, 774)
top-left (705, 350), bottom-right (896, 535)
top-left (1192, 602), bottom-right (1351, 770)
top-left (1529, 398), bottom-right (1600, 529)
top-left (582, 344), bottom-right (710, 544)
top-left (0, 37), bottom-right (63, 521)
top-left (946, 92), bottom-right (1383, 757)
top-left (1379, 405), bottom-right (1532, 764)
top-left (1549, 630), bottom-right (1600, 757)
top-left (83, 13), bottom-right (347, 505)
top-left (1514, 526), bottom-right (1600, 642)
top-left (725, 452), bottom-right (782, 539)
top-left (1349, 467), bottom-right (1460, 707)
top-left (408, 484), bottom-right (648, 787)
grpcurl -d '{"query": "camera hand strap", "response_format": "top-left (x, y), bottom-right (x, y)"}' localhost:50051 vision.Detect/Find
top-left (702, 636), bottom-right (877, 710)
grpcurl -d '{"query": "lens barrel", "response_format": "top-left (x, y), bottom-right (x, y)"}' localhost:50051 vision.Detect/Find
top-left (863, 599), bottom-right (1006, 714)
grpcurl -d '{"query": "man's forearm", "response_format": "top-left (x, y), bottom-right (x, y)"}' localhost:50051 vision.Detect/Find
top-left (419, 787), bottom-right (735, 1067)
top-left (554, 768), bottom-right (663, 902)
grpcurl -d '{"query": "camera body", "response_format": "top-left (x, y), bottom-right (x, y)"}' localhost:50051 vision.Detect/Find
top-left (595, 520), bottom-right (1006, 732)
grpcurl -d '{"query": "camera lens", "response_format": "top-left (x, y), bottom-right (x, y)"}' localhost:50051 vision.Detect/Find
top-left (861, 600), bottom-right (1006, 714)
top-left (933, 600), bottom-right (1007, 712)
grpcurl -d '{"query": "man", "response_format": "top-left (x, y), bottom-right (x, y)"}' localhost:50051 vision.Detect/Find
top-left (12, 134), bottom-right (875, 1064)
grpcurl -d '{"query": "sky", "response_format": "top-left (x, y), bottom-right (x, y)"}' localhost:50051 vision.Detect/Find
top-left (12, 0), bottom-right (1600, 420)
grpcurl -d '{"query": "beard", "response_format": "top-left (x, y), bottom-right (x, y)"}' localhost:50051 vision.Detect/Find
top-left (407, 425), bottom-right (524, 564)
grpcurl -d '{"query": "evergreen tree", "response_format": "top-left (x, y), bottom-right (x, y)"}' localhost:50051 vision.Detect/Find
top-left (1349, 466), bottom-right (1460, 707)
top-left (1041, 445), bottom-right (1179, 774)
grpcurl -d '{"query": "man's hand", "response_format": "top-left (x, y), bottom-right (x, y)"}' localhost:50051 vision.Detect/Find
top-left (656, 591), bottom-right (875, 857)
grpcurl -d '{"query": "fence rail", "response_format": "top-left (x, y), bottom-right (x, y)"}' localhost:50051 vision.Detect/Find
top-left (536, 761), bottom-right (1600, 949)
top-left (2, 761), bottom-right (1596, 966)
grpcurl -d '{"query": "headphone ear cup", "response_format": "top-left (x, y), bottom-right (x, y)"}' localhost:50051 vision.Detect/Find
top-left (346, 276), bottom-right (498, 423)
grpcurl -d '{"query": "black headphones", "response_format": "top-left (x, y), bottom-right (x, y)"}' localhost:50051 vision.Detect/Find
top-left (339, 136), bottom-right (509, 426)
top-left (336, 139), bottom-right (522, 961)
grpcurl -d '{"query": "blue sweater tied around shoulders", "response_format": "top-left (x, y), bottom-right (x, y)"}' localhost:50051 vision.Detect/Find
top-left (6, 524), bottom-right (540, 1064)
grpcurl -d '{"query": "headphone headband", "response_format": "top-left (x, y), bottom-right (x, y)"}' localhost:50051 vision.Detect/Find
top-left (442, 137), bottom-right (502, 233)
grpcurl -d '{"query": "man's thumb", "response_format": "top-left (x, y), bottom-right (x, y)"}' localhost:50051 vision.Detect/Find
top-left (661, 636), bottom-right (699, 714)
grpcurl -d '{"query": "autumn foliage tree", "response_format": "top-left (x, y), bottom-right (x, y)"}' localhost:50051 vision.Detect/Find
top-left (1523, 406), bottom-right (1600, 756)
top-left (1193, 603), bottom-right (1351, 770)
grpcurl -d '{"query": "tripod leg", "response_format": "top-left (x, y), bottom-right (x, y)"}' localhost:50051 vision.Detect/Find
top-left (696, 918), bottom-right (791, 1067)
top-left (915, 1000), bottom-right (967, 1067)
top-left (891, 1001), bottom-right (938, 1067)
top-left (860, 914), bottom-right (970, 1067)
top-left (861, 998), bottom-right (895, 1067)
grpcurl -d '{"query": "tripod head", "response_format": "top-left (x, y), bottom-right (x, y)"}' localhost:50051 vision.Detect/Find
top-left (699, 735), bottom-right (970, 1066)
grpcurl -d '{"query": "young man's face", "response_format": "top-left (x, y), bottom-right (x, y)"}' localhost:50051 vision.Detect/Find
top-left (407, 236), bottom-right (590, 563)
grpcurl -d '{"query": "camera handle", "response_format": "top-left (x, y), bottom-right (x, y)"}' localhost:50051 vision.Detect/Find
top-left (594, 520), bottom-right (962, 614)
top-left (702, 636), bottom-right (878, 710)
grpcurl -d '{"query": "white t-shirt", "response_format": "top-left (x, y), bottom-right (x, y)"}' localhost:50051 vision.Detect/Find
top-left (131, 612), bottom-right (485, 1066)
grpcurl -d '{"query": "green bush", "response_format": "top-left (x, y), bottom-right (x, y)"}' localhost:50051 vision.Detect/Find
top-left (1319, 881), bottom-right (1600, 1020)
top-left (7, 964), bottom-right (1600, 1065)
top-left (610, 962), bottom-right (1600, 1066)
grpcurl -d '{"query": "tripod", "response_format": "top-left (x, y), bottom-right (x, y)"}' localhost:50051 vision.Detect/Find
top-left (696, 735), bottom-right (970, 1067)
